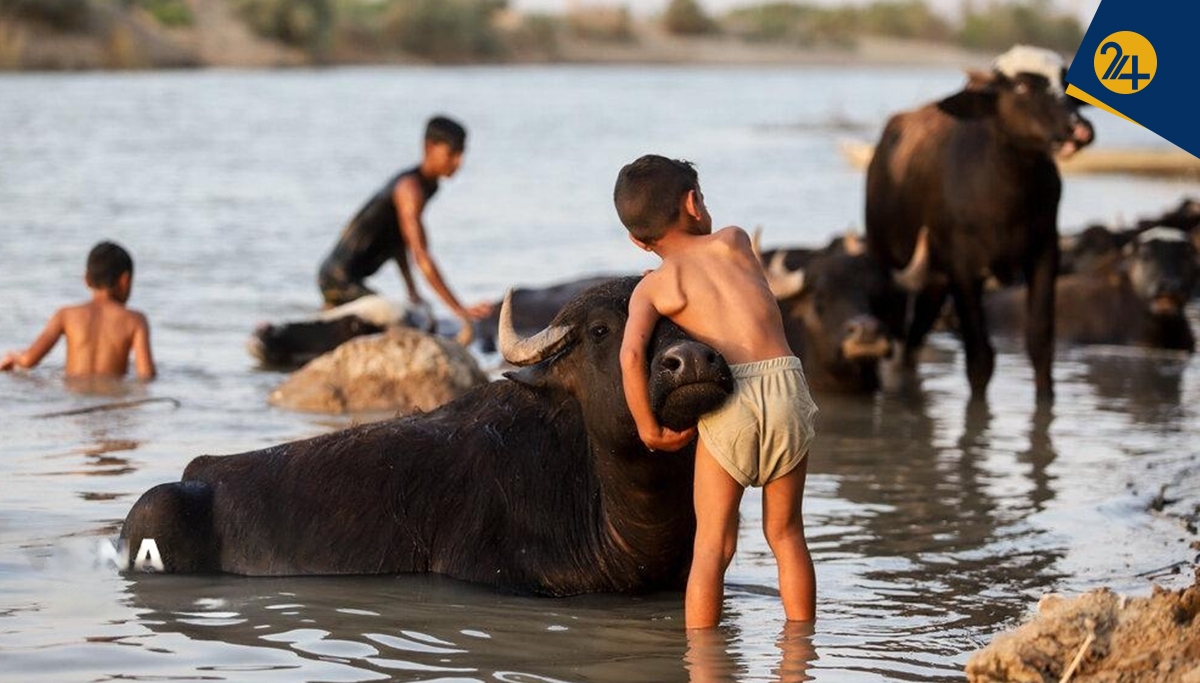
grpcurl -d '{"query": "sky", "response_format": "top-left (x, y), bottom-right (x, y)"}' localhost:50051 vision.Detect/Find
top-left (512, 0), bottom-right (1103, 23)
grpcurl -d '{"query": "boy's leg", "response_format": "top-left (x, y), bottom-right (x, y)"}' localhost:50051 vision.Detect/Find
top-left (687, 438), bottom-right (744, 629)
top-left (762, 458), bottom-right (815, 621)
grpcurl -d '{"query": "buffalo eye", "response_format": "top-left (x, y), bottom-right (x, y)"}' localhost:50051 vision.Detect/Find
top-left (589, 323), bottom-right (610, 343)
top-left (1014, 82), bottom-right (1029, 95)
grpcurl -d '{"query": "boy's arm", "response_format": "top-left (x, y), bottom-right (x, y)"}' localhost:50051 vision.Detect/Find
top-left (620, 281), bottom-right (696, 452)
top-left (1, 310), bottom-right (65, 371)
top-left (394, 179), bottom-right (493, 322)
top-left (394, 246), bottom-right (423, 305)
top-left (393, 179), bottom-right (425, 304)
top-left (132, 313), bottom-right (156, 381)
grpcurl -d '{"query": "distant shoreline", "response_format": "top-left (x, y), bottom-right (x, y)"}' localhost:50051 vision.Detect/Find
top-left (0, 4), bottom-right (998, 73)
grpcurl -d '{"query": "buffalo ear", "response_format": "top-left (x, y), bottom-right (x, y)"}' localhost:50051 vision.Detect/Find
top-left (937, 89), bottom-right (998, 119)
top-left (504, 363), bottom-right (552, 389)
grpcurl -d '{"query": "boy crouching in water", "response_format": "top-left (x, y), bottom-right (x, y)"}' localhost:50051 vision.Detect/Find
top-left (1, 241), bottom-right (156, 380)
top-left (615, 155), bottom-right (817, 629)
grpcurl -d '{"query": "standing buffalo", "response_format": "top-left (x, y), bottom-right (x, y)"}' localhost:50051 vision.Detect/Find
top-left (865, 45), bottom-right (1093, 401)
top-left (121, 278), bottom-right (734, 595)
top-left (987, 227), bottom-right (1197, 351)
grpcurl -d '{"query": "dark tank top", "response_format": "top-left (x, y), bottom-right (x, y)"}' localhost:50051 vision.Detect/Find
top-left (323, 166), bottom-right (439, 282)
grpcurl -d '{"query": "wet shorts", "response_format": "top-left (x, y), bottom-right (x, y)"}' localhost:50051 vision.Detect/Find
top-left (318, 267), bottom-right (376, 308)
top-left (697, 356), bottom-right (818, 488)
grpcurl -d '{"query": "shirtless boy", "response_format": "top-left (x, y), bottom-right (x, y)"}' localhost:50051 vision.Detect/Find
top-left (1, 241), bottom-right (156, 380)
top-left (615, 155), bottom-right (818, 629)
top-left (318, 115), bottom-right (492, 329)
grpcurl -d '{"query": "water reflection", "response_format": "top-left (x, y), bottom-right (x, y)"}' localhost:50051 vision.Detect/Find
top-left (62, 375), bottom-right (143, 398)
top-left (1077, 349), bottom-right (1189, 425)
top-left (685, 622), bottom-right (817, 683)
top-left (122, 574), bottom-right (692, 682)
top-left (814, 383), bottom-right (1064, 640)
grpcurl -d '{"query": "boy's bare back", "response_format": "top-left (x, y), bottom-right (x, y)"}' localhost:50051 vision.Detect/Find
top-left (635, 226), bottom-right (793, 366)
top-left (59, 299), bottom-right (153, 378)
top-left (2, 241), bottom-right (155, 381)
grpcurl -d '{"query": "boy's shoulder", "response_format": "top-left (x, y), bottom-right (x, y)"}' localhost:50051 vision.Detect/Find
top-left (713, 225), bottom-right (751, 247)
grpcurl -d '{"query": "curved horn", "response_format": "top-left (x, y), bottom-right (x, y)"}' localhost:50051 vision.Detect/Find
top-left (498, 289), bottom-right (572, 367)
top-left (766, 251), bottom-right (806, 300)
top-left (893, 226), bottom-right (930, 293)
top-left (751, 225), bottom-right (765, 261)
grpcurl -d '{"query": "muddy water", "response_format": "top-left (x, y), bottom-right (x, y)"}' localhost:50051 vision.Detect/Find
top-left (1, 66), bottom-right (1197, 682)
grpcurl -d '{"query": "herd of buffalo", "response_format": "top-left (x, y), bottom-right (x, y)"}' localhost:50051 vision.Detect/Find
top-left (124, 49), bottom-right (1199, 594)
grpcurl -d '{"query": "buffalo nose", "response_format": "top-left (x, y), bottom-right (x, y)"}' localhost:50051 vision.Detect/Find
top-left (657, 341), bottom-right (720, 377)
top-left (844, 315), bottom-right (882, 343)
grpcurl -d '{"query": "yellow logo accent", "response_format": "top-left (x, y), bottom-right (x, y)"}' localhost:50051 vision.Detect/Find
top-left (1093, 31), bottom-right (1156, 94)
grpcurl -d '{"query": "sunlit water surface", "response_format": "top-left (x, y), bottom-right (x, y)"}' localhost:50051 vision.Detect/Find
top-left (1, 66), bottom-right (1197, 682)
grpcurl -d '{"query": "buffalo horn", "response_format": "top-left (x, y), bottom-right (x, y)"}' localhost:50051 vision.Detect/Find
top-left (751, 226), bottom-right (765, 260)
top-left (498, 289), bottom-right (572, 367)
top-left (766, 251), bottom-right (806, 300)
top-left (893, 226), bottom-right (930, 292)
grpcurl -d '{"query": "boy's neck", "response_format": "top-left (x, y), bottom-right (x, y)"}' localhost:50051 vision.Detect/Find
top-left (91, 288), bottom-right (126, 306)
top-left (417, 160), bottom-right (440, 179)
top-left (648, 226), bottom-right (703, 258)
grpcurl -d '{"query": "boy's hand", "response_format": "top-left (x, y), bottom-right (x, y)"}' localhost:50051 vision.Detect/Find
top-left (639, 425), bottom-right (697, 452)
top-left (0, 352), bottom-right (18, 371)
top-left (463, 301), bottom-right (494, 321)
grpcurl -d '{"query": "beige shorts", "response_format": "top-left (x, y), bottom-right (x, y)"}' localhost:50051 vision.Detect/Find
top-left (697, 356), bottom-right (818, 488)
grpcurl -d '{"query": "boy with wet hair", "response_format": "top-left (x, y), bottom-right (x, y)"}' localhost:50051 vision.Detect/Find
top-left (1, 241), bottom-right (156, 380)
top-left (318, 115), bottom-right (492, 331)
top-left (615, 154), bottom-right (818, 628)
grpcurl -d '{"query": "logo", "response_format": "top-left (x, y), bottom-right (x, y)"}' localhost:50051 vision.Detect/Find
top-left (1093, 30), bottom-right (1156, 94)
top-left (97, 538), bottom-right (164, 572)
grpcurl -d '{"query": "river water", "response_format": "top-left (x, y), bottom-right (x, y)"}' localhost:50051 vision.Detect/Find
top-left (0, 65), bottom-right (1197, 682)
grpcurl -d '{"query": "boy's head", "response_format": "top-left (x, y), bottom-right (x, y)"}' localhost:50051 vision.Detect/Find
top-left (423, 115), bottom-right (467, 178)
top-left (613, 155), bottom-right (710, 245)
top-left (86, 241), bottom-right (133, 300)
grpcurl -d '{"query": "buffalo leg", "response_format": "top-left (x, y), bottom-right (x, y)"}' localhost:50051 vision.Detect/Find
top-left (950, 278), bottom-right (994, 400)
top-left (1024, 242), bottom-right (1057, 402)
top-left (120, 481), bottom-right (218, 573)
top-left (902, 282), bottom-right (949, 368)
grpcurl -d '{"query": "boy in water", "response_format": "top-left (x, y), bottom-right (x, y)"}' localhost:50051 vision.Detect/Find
top-left (615, 155), bottom-right (818, 629)
top-left (318, 115), bottom-right (493, 329)
top-left (1, 241), bottom-right (156, 380)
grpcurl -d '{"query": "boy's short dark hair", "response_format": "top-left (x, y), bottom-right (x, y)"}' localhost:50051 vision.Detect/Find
top-left (613, 155), bottom-right (699, 243)
top-left (86, 241), bottom-right (133, 290)
top-left (425, 115), bottom-right (467, 152)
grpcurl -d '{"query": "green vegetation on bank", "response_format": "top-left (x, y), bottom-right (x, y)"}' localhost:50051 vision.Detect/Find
top-left (720, 0), bottom-right (1081, 53)
top-left (0, 0), bottom-right (1087, 67)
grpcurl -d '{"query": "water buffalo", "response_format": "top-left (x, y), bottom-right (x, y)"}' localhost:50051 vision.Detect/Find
top-left (764, 232), bottom-right (923, 392)
top-left (473, 275), bottom-right (621, 354)
top-left (865, 45), bottom-right (1092, 401)
top-left (1060, 198), bottom-right (1200, 283)
top-left (247, 295), bottom-right (431, 369)
top-left (986, 228), bottom-right (1197, 351)
top-left (121, 278), bottom-right (734, 595)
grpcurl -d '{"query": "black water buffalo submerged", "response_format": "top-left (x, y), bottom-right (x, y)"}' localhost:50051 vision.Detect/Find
top-left (247, 296), bottom-right (442, 369)
top-left (122, 278), bottom-right (734, 595)
top-left (1059, 198), bottom-right (1200, 281)
top-left (865, 45), bottom-right (1092, 401)
top-left (473, 275), bottom-right (621, 354)
top-left (763, 233), bottom-right (922, 392)
top-left (987, 227), bottom-right (1197, 351)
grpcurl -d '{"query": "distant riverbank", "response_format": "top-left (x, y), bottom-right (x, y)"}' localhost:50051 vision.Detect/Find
top-left (0, 0), bottom-right (1071, 71)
